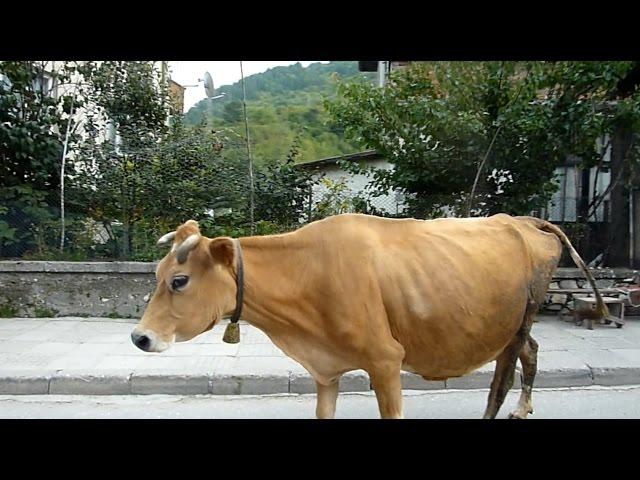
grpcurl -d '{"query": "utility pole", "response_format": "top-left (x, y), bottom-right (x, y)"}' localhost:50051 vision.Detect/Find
top-left (240, 61), bottom-right (256, 236)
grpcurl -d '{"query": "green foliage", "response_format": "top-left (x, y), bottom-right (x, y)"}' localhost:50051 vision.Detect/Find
top-left (0, 303), bottom-right (19, 318)
top-left (67, 62), bottom-right (174, 258)
top-left (34, 306), bottom-right (58, 318)
top-left (250, 133), bottom-right (317, 227)
top-left (69, 114), bottom-right (319, 259)
top-left (0, 185), bottom-right (55, 257)
top-left (327, 61), bottom-right (640, 218)
top-left (2, 61), bottom-right (330, 261)
top-left (77, 61), bottom-right (173, 141)
top-left (312, 178), bottom-right (359, 219)
top-left (183, 61), bottom-right (375, 164)
top-left (0, 61), bottom-right (73, 190)
top-left (0, 61), bottom-right (83, 257)
top-left (222, 100), bottom-right (243, 123)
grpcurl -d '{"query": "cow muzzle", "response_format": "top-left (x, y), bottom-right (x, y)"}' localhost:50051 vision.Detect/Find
top-left (130, 328), bottom-right (173, 353)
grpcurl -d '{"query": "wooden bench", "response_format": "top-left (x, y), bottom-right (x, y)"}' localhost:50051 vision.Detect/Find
top-left (543, 268), bottom-right (640, 329)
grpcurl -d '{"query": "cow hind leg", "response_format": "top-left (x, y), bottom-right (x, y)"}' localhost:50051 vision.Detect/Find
top-left (483, 299), bottom-right (537, 419)
top-left (508, 335), bottom-right (539, 419)
top-left (482, 337), bottom-right (523, 419)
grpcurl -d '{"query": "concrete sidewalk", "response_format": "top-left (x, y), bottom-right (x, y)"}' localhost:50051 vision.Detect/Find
top-left (1, 315), bottom-right (640, 395)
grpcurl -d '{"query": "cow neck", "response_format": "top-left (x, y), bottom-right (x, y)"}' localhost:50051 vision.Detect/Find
top-left (235, 235), bottom-right (303, 332)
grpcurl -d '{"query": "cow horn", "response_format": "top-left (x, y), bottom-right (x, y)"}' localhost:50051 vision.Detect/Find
top-left (176, 233), bottom-right (201, 263)
top-left (157, 231), bottom-right (176, 248)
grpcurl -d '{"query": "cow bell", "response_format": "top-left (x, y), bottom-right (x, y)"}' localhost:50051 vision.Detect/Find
top-left (223, 322), bottom-right (240, 344)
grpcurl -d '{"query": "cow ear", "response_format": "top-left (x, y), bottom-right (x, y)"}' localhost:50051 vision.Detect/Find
top-left (209, 237), bottom-right (235, 267)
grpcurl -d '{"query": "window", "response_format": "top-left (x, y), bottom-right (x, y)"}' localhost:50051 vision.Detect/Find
top-left (32, 70), bottom-right (57, 98)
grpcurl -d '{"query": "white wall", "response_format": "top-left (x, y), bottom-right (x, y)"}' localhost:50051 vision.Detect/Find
top-left (310, 158), bottom-right (407, 215)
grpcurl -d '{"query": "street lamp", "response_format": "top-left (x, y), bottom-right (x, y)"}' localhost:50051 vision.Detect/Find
top-left (239, 61), bottom-right (255, 236)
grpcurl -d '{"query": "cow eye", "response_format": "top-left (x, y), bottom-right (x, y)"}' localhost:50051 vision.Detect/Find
top-left (171, 276), bottom-right (189, 291)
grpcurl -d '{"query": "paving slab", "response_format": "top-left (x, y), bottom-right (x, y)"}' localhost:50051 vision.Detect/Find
top-left (0, 316), bottom-right (639, 395)
top-left (535, 350), bottom-right (594, 387)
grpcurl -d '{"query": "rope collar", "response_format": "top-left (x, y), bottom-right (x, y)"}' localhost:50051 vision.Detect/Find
top-left (230, 238), bottom-right (244, 324)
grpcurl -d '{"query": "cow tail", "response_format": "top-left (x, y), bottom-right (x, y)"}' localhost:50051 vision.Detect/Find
top-left (517, 216), bottom-right (618, 323)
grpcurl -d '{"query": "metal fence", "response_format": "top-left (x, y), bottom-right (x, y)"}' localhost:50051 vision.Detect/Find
top-left (1, 175), bottom-right (608, 263)
top-left (0, 187), bottom-right (316, 262)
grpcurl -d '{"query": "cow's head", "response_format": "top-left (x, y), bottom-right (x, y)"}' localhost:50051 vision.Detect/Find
top-left (130, 219), bottom-right (238, 352)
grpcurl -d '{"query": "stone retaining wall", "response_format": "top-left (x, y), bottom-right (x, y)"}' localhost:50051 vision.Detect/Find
top-left (0, 261), bottom-right (638, 318)
top-left (0, 262), bottom-right (157, 318)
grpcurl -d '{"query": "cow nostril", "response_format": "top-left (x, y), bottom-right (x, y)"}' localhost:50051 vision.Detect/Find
top-left (138, 335), bottom-right (150, 349)
top-left (131, 332), bottom-right (151, 351)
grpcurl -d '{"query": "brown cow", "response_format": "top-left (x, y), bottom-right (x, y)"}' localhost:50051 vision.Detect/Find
top-left (131, 213), bottom-right (619, 419)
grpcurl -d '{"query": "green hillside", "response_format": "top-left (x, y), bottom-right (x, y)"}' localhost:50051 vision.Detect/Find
top-left (183, 61), bottom-right (376, 164)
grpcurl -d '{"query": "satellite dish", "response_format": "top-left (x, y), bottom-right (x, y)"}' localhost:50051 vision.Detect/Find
top-left (203, 72), bottom-right (215, 98)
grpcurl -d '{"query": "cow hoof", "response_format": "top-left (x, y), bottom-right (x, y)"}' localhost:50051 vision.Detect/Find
top-left (508, 408), bottom-right (532, 419)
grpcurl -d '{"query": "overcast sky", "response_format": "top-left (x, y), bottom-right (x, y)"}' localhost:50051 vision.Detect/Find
top-left (168, 61), bottom-right (328, 112)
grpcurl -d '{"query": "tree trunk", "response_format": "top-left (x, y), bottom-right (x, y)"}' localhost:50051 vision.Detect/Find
top-left (606, 126), bottom-right (633, 267)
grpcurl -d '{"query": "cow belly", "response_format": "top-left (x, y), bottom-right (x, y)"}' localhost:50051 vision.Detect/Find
top-left (405, 334), bottom-right (514, 378)
top-left (377, 221), bottom-right (532, 380)
top-left (394, 285), bottom-right (529, 378)
top-left (383, 268), bottom-right (529, 379)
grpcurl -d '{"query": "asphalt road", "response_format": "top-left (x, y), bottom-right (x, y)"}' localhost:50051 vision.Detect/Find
top-left (1, 385), bottom-right (640, 419)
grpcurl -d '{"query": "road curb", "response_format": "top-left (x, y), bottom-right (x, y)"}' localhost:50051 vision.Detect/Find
top-left (2, 367), bottom-right (640, 395)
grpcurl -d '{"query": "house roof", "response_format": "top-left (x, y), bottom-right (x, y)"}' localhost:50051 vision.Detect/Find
top-left (169, 79), bottom-right (185, 90)
top-left (296, 150), bottom-right (383, 169)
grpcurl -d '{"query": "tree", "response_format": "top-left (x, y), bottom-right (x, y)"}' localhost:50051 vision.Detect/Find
top-left (68, 61), bottom-right (173, 258)
top-left (326, 62), bottom-right (640, 227)
top-left (222, 100), bottom-right (243, 123)
top-left (250, 132), bottom-right (317, 229)
top-left (0, 61), bottom-right (81, 257)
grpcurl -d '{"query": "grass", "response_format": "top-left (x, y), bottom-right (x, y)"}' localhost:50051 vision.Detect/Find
top-left (34, 307), bottom-right (58, 318)
top-left (0, 303), bottom-right (19, 318)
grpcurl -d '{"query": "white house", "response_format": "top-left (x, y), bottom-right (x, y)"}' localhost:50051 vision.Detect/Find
top-left (298, 148), bottom-right (613, 225)
top-left (15, 61), bottom-right (177, 149)
top-left (297, 150), bottom-right (407, 216)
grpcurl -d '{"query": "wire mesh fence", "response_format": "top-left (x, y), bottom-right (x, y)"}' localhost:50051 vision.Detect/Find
top-left (0, 167), bottom-right (608, 263)
top-left (0, 192), bottom-right (310, 261)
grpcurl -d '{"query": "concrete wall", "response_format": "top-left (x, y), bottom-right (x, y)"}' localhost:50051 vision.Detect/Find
top-left (2, 261), bottom-right (639, 319)
top-left (0, 262), bottom-right (157, 318)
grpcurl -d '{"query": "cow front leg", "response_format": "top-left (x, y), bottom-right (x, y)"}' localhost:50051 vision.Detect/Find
top-left (315, 380), bottom-right (339, 419)
top-left (369, 362), bottom-right (404, 419)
